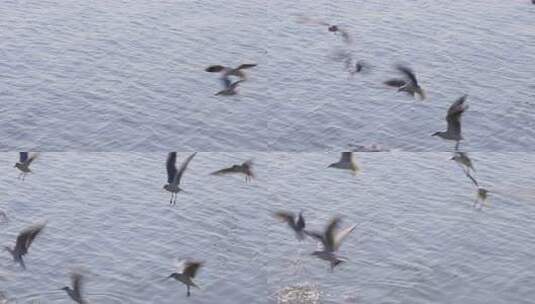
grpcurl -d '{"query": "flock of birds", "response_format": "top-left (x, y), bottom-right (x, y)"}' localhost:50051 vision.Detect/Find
top-left (1, 150), bottom-right (492, 302)
top-left (203, 16), bottom-right (482, 152)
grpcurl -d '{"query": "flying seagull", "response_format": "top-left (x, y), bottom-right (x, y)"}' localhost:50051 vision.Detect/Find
top-left (164, 152), bottom-right (197, 205)
top-left (168, 260), bottom-right (203, 297)
top-left (297, 16), bottom-right (352, 44)
top-left (328, 152), bottom-right (358, 174)
top-left (5, 222), bottom-right (46, 269)
top-left (274, 211), bottom-right (306, 240)
top-left (385, 65), bottom-right (426, 100)
top-left (215, 79), bottom-right (244, 96)
top-left (451, 152), bottom-right (478, 186)
top-left (305, 217), bottom-right (357, 271)
top-left (211, 159), bottom-right (254, 183)
top-left (433, 95), bottom-right (469, 150)
top-left (14, 152), bottom-right (39, 180)
top-left (61, 272), bottom-right (87, 304)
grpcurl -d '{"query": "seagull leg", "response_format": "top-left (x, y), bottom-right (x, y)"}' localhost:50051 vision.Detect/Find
top-left (455, 141), bottom-right (460, 151)
top-left (187, 285), bottom-right (190, 297)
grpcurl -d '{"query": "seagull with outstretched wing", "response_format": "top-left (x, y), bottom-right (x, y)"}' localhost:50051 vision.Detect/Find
top-left (433, 95), bottom-right (469, 150)
top-left (5, 222), bottom-right (46, 269)
top-left (168, 260), bottom-right (203, 297)
top-left (164, 152), bottom-right (197, 205)
top-left (14, 152), bottom-right (39, 180)
top-left (385, 65), bottom-right (426, 100)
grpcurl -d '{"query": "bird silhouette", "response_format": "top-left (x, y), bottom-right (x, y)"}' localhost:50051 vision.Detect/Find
top-left (164, 152), bottom-right (197, 205)
top-left (5, 222), bottom-right (46, 269)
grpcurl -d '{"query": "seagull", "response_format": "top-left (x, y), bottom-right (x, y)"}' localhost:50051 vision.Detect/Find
top-left (61, 272), bottom-right (87, 304)
top-left (215, 79), bottom-right (244, 96)
top-left (211, 159), bottom-right (254, 183)
top-left (164, 152), bottom-right (197, 205)
top-left (385, 65), bottom-right (426, 100)
top-left (168, 260), bottom-right (203, 297)
top-left (451, 152), bottom-right (478, 186)
top-left (433, 95), bottom-right (469, 150)
top-left (4, 222), bottom-right (46, 269)
top-left (451, 152), bottom-right (475, 173)
top-left (14, 152), bottom-right (39, 180)
top-left (305, 217), bottom-right (357, 271)
top-left (297, 16), bottom-right (352, 44)
top-left (274, 211), bottom-right (306, 240)
top-left (328, 152), bottom-right (358, 174)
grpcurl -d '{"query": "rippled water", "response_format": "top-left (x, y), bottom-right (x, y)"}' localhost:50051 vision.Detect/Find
top-left (1, 1), bottom-right (535, 150)
top-left (1, 152), bottom-right (535, 303)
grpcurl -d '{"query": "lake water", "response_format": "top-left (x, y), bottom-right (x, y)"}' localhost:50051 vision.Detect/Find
top-left (1, 0), bottom-right (535, 151)
top-left (1, 152), bottom-right (535, 303)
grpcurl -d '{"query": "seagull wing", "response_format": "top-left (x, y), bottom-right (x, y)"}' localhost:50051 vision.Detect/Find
top-left (446, 95), bottom-right (468, 137)
top-left (14, 223), bottom-right (45, 256)
top-left (396, 65), bottom-right (418, 86)
top-left (211, 166), bottom-right (237, 175)
top-left (19, 152), bottom-right (28, 163)
top-left (27, 153), bottom-right (39, 165)
top-left (334, 224), bottom-right (357, 251)
top-left (228, 80), bottom-right (243, 90)
top-left (166, 152), bottom-right (177, 184)
top-left (175, 152), bottom-right (197, 186)
top-left (205, 65), bottom-right (226, 72)
top-left (237, 64), bottom-right (257, 70)
top-left (183, 261), bottom-right (203, 279)
top-left (324, 217), bottom-right (341, 251)
top-left (384, 79), bottom-right (407, 88)
top-left (274, 211), bottom-right (296, 228)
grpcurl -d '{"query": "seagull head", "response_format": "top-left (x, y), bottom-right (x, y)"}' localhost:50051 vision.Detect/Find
top-left (328, 25), bottom-right (338, 32)
top-left (163, 184), bottom-right (169, 191)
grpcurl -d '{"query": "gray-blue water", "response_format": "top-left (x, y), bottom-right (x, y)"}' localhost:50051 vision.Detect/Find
top-left (1, 1), bottom-right (535, 150)
top-left (1, 152), bottom-right (535, 303)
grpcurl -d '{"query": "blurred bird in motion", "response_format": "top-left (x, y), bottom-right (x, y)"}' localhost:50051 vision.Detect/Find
top-left (474, 188), bottom-right (490, 209)
top-left (451, 152), bottom-right (478, 186)
top-left (206, 64), bottom-right (256, 96)
top-left (433, 95), bottom-right (469, 150)
top-left (328, 152), bottom-right (359, 174)
top-left (385, 65), bottom-right (426, 100)
top-left (61, 272), bottom-right (87, 304)
top-left (274, 211), bottom-right (306, 240)
top-left (14, 152), bottom-right (39, 180)
top-left (297, 16), bottom-right (353, 44)
top-left (4, 222), bottom-right (46, 269)
top-left (164, 152), bottom-right (197, 205)
top-left (168, 260), bottom-right (203, 297)
top-left (305, 217), bottom-right (357, 271)
top-left (211, 159), bottom-right (255, 183)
